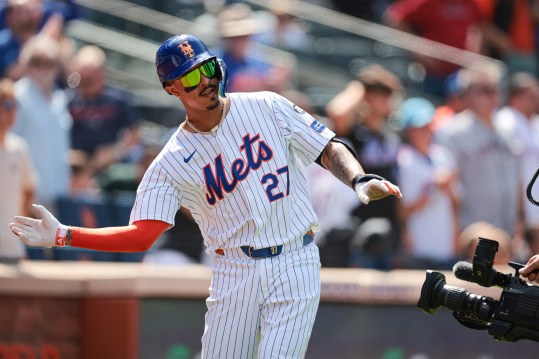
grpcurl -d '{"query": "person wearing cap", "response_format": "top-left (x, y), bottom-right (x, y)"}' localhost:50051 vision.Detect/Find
top-left (215, 3), bottom-right (293, 93)
top-left (397, 97), bottom-right (460, 270)
top-left (326, 64), bottom-right (403, 269)
top-left (495, 73), bottom-right (539, 232)
top-left (430, 69), bottom-right (467, 134)
top-left (437, 68), bottom-right (521, 238)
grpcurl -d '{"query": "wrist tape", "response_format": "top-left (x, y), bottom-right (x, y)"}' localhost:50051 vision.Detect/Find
top-left (351, 173), bottom-right (386, 189)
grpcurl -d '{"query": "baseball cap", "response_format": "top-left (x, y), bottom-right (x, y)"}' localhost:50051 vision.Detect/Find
top-left (444, 70), bottom-right (464, 98)
top-left (218, 3), bottom-right (266, 38)
top-left (357, 64), bottom-right (402, 94)
top-left (397, 97), bottom-right (435, 129)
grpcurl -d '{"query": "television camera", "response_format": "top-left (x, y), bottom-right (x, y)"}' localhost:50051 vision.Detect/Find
top-left (417, 237), bottom-right (539, 342)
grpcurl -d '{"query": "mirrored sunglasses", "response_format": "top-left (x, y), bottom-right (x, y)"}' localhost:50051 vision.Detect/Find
top-left (180, 59), bottom-right (218, 90)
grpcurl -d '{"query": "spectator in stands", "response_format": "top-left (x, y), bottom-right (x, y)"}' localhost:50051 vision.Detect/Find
top-left (437, 68), bottom-right (521, 238)
top-left (98, 144), bottom-right (160, 194)
top-left (0, 78), bottom-right (35, 262)
top-left (477, 0), bottom-right (537, 76)
top-left (0, 0), bottom-right (81, 30)
top-left (0, 0), bottom-right (44, 79)
top-left (396, 97), bottom-right (460, 270)
top-left (384, 0), bottom-right (483, 97)
top-left (254, 0), bottom-right (311, 50)
top-left (430, 69), bottom-right (467, 134)
top-left (67, 45), bottom-right (140, 173)
top-left (457, 221), bottom-right (513, 266)
top-left (495, 73), bottom-right (539, 232)
top-left (215, 3), bottom-right (294, 93)
top-left (69, 149), bottom-right (99, 199)
top-left (12, 34), bottom-right (71, 214)
top-left (325, 64), bottom-right (403, 269)
top-left (0, 0), bottom-right (74, 86)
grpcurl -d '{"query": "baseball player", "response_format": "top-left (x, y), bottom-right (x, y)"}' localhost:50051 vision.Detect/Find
top-left (9, 34), bottom-right (402, 358)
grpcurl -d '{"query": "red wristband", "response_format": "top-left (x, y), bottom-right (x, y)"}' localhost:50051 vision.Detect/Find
top-left (55, 225), bottom-right (68, 247)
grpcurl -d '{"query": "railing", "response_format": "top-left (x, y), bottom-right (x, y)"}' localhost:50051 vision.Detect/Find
top-left (72, 0), bottom-right (297, 68)
top-left (68, 0), bottom-right (506, 107)
top-left (245, 0), bottom-right (507, 78)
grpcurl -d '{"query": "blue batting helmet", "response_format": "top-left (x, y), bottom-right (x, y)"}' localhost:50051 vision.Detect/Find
top-left (155, 34), bottom-right (216, 84)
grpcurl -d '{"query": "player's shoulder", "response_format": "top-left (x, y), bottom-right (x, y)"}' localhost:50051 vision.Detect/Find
top-left (229, 91), bottom-right (279, 102)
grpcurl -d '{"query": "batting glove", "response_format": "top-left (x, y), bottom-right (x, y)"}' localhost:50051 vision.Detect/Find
top-left (354, 174), bottom-right (402, 205)
top-left (9, 204), bottom-right (65, 248)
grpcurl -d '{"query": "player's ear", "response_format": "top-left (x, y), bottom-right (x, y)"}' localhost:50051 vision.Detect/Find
top-left (164, 83), bottom-right (180, 97)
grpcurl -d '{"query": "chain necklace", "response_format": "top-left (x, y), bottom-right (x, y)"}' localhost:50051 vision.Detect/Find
top-left (185, 100), bottom-right (226, 135)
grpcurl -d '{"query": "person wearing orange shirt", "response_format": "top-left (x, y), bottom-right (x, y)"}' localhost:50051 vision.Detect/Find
top-left (477, 0), bottom-right (537, 75)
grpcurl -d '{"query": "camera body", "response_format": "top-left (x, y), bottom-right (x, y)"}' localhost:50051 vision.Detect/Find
top-left (417, 237), bottom-right (539, 342)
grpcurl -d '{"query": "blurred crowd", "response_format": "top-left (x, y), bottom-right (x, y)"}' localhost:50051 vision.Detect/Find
top-left (2, 0), bottom-right (539, 271)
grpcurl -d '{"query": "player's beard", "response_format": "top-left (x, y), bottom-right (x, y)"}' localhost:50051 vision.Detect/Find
top-left (206, 94), bottom-right (221, 110)
top-left (206, 100), bottom-right (220, 110)
top-left (201, 84), bottom-right (220, 110)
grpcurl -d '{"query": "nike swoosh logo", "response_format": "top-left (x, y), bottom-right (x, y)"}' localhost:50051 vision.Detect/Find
top-left (183, 150), bottom-right (197, 163)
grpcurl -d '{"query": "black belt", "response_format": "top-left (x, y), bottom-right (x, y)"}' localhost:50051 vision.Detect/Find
top-left (215, 230), bottom-right (315, 259)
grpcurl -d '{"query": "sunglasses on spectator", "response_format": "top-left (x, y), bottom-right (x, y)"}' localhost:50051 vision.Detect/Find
top-left (472, 85), bottom-right (498, 95)
top-left (28, 57), bottom-right (56, 69)
top-left (167, 59), bottom-right (219, 92)
top-left (1, 98), bottom-right (16, 111)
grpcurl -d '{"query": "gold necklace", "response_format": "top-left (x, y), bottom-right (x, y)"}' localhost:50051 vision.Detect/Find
top-left (185, 100), bottom-right (226, 135)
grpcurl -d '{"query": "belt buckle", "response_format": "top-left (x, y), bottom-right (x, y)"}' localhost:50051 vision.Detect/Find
top-left (248, 246), bottom-right (254, 258)
top-left (270, 246), bottom-right (278, 255)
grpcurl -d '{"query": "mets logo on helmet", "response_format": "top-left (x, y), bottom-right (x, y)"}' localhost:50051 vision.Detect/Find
top-left (178, 41), bottom-right (195, 58)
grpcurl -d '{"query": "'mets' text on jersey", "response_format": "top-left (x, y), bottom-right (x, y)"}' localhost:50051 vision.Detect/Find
top-left (130, 92), bottom-right (335, 251)
top-left (203, 133), bottom-right (274, 205)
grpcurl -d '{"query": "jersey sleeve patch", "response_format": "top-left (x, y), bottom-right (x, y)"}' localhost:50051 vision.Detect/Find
top-left (310, 119), bottom-right (326, 133)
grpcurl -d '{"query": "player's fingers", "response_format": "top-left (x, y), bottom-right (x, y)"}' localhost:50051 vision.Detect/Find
top-left (368, 181), bottom-right (391, 197)
top-left (10, 222), bottom-right (34, 234)
top-left (9, 223), bottom-right (22, 236)
top-left (528, 272), bottom-right (537, 282)
top-left (13, 215), bottom-right (40, 227)
top-left (32, 204), bottom-right (55, 223)
top-left (10, 226), bottom-right (32, 244)
top-left (383, 181), bottom-right (402, 198)
top-left (358, 192), bottom-right (370, 205)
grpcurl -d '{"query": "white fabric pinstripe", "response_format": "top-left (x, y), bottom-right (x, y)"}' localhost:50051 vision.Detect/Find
top-left (129, 91), bottom-right (333, 357)
top-left (202, 243), bottom-right (321, 359)
top-left (129, 92), bottom-right (334, 252)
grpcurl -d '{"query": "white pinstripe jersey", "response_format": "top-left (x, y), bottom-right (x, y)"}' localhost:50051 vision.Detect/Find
top-left (130, 91), bottom-right (335, 251)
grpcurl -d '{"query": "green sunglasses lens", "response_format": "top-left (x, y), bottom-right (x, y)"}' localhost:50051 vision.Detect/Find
top-left (180, 68), bottom-right (201, 88)
top-left (179, 59), bottom-right (218, 89)
top-left (200, 60), bottom-right (217, 78)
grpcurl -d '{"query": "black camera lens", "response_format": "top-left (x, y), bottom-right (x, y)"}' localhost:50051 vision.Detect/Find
top-left (417, 270), bottom-right (494, 322)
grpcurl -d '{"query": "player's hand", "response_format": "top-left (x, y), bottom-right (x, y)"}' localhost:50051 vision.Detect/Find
top-left (8, 204), bottom-right (60, 248)
top-left (354, 175), bottom-right (402, 205)
top-left (519, 254), bottom-right (539, 283)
